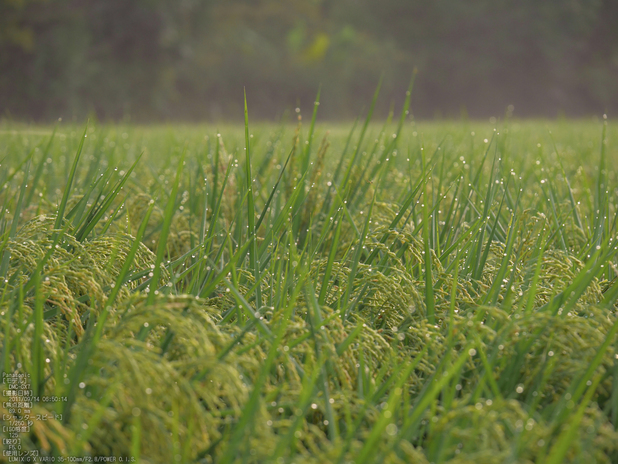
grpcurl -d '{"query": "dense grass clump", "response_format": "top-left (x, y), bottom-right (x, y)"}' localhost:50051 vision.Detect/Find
top-left (1, 98), bottom-right (618, 463)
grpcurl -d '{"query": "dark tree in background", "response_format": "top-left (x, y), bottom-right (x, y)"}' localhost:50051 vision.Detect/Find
top-left (1, 0), bottom-right (617, 121)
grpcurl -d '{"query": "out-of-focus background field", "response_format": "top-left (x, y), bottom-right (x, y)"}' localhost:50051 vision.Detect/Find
top-left (1, 0), bottom-right (617, 121)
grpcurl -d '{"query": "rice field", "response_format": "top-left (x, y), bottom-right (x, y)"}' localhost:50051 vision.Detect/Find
top-left (1, 95), bottom-right (618, 463)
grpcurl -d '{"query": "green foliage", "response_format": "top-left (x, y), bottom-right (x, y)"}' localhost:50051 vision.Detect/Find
top-left (1, 107), bottom-right (618, 463)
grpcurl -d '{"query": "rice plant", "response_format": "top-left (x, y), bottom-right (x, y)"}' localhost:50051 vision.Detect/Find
top-left (1, 102), bottom-right (617, 463)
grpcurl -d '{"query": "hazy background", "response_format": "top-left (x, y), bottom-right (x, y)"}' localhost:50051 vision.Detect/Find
top-left (1, 0), bottom-right (617, 122)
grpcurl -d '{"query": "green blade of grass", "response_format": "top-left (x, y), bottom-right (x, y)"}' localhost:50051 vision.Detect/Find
top-left (55, 124), bottom-right (88, 230)
top-left (25, 126), bottom-right (57, 207)
top-left (341, 188), bottom-right (376, 320)
top-left (75, 153), bottom-right (142, 242)
top-left (146, 151), bottom-right (183, 305)
top-left (244, 89), bottom-right (261, 310)
top-left (318, 210), bottom-right (343, 305)
top-left (421, 144), bottom-right (435, 323)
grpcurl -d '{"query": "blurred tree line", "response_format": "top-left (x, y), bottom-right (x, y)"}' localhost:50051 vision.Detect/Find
top-left (1, 0), bottom-right (617, 121)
